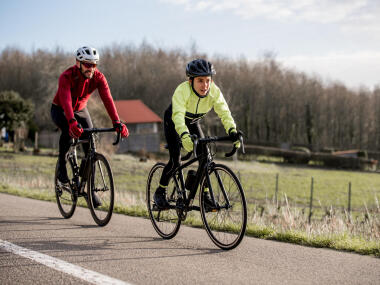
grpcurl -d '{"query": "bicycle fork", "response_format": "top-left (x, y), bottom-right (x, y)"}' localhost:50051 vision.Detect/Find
top-left (96, 159), bottom-right (108, 191)
top-left (203, 166), bottom-right (231, 211)
top-left (212, 169), bottom-right (231, 209)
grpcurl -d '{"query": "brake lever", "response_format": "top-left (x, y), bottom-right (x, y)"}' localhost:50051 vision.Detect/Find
top-left (240, 134), bottom-right (245, 154)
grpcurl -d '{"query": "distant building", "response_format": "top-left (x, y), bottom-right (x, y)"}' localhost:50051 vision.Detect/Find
top-left (115, 99), bottom-right (162, 153)
top-left (38, 100), bottom-right (163, 153)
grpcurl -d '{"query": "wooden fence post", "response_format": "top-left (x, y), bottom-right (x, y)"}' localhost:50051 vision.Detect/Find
top-left (33, 131), bottom-right (40, 154)
top-left (348, 182), bottom-right (352, 222)
top-left (308, 177), bottom-right (314, 224)
top-left (275, 173), bottom-right (279, 207)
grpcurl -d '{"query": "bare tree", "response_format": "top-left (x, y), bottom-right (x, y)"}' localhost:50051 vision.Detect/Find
top-left (1, 43), bottom-right (380, 152)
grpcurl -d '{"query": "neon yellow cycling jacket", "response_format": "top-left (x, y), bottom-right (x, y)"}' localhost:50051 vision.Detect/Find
top-left (172, 81), bottom-right (236, 137)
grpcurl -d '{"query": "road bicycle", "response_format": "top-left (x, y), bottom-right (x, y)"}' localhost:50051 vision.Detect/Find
top-left (54, 128), bottom-right (120, 226)
top-left (146, 133), bottom-right (247, 250)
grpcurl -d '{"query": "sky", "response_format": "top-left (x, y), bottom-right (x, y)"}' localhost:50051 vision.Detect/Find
top-left (1, 0), bottom-right (379, 90)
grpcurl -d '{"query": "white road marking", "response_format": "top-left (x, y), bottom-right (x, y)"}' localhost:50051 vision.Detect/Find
top-left (0, 239), bottom-right (131, 285)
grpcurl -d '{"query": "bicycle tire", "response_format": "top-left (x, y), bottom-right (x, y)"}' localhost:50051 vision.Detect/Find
top-left (146, 162), bottom-right (181, 239)
top-left (54, 160), bottom-right (77, 218)
top-left (200, 164), bottom-right (247, 250)
top-left (87, 153), bottom-right (114, 226)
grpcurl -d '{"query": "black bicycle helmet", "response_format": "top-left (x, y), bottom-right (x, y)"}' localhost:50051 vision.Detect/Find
top-left (186, 59), bottom-right (216, 78)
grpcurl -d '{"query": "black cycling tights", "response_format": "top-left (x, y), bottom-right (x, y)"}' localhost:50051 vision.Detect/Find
top-left (159, 105), bottom-right (207, 187)
top-left (51, 104), bottom-right (93, 168)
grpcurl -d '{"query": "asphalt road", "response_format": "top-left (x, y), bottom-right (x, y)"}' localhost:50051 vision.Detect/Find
top-left (0, 193), bottom-right (379, 285)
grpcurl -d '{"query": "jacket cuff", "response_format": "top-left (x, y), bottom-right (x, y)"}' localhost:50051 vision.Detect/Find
top-left (228, 127), bottom-right (236, 135)
top-left (180, 132), bottom-right (189, 138)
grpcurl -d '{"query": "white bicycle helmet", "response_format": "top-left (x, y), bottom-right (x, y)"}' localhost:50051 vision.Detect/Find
top-left (75, 46), bottom-right (99, 63)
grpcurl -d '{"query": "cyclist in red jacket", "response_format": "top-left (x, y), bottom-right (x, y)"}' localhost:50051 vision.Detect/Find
top-left (51, 46), bottom-right (128, 204)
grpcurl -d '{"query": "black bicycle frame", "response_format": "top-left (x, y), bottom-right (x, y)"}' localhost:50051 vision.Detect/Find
top-left (170, 148), bottom-right (217, 211)
top-left (67, 127), bottom-right (119, 195)
top-left (169, 133), bottom-right (244, 211)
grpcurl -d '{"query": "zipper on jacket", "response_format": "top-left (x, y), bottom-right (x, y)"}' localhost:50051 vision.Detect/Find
top-left (195, 97), bottom-right (201, 114)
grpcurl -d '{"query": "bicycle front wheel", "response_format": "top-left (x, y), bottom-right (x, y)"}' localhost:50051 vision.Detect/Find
top-left (54, 160), bottom-right (77, 218)
top-left (200, 164), bottom-right (247, 250)
top-left (87, 153), bottom-right (114, 226)
top-left (146, 162), bottom-right (181, 239)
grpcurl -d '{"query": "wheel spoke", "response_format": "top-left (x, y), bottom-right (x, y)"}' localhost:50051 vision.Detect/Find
top-left (97, 160), bottom-right (108, 189)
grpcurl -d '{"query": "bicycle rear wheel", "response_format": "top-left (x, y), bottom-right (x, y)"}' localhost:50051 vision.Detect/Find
top-left (55, 160), bottom-right (77, 218)
top-left (146, 162), bottom-right (181, 239)
top-left (87, 153), bottom-right (114, 227)
top-left (200, 164), bottom-right (247, 250)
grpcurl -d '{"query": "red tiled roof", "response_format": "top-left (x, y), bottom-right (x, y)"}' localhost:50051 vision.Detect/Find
top-left (115, 100), bottom-right (162, 124)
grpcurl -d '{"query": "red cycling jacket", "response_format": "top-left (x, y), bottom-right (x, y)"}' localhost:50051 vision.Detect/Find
top-left (53, 65), bottom-right (119, 122)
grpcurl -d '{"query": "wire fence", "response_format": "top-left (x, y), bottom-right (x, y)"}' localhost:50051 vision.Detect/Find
top-left (236, 170), bottom-right (380, 223)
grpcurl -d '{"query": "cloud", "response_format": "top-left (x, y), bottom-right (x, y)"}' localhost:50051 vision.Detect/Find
top-left (279, 51), bottom-right (380, 89)
top-left (161, 0), bottom-right (378, 25)
top-left (161, 0), bottom-right (380, 43)
top-left (160, 0), bottom-right (380, 89)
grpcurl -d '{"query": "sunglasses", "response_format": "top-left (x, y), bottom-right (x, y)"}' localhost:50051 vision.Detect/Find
top-left (81, 62), bottom-right (97, 68)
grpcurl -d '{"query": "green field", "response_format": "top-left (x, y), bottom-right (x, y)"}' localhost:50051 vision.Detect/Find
top-left (2, 149), bottom-right (379, 210)
top-left (0, 148), bottom-right (379, 257)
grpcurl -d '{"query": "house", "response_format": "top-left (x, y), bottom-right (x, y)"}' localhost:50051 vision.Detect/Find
top-left (115, 99), bottom-right (162, 153)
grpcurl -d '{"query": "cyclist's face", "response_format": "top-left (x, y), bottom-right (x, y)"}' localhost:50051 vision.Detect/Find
top-left (191, 76), bottom-right (212, 96)
top-left (76, 60), bottom-right (96, 79)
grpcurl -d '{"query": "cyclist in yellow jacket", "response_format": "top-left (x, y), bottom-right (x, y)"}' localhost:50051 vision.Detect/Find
top-left (154, 59), bottom-right (240, 209)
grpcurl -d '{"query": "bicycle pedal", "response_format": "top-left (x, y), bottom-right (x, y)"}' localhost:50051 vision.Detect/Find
top-left (152, 204), bottom-right (169, 211)
top-left (205, 205), bottom-right (220, 213)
